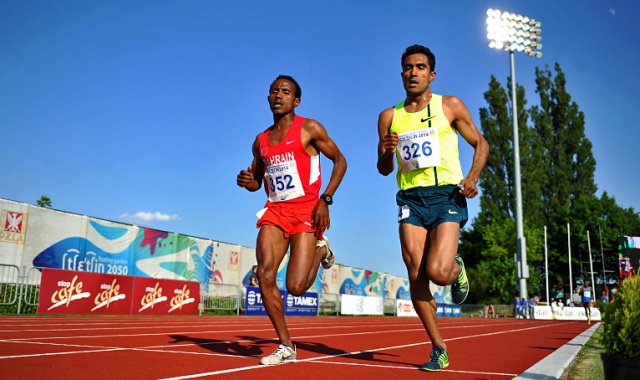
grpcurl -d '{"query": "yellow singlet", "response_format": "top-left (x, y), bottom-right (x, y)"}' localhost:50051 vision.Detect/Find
top-left (390, 94), bottom-right (463, 190)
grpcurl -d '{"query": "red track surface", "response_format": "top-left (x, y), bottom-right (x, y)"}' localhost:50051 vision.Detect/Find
top-left (0, 315), bottom-right (593, 379)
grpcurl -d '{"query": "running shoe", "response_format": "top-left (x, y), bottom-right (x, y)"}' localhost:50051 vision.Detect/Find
top-left (451, 255), bottom-right (469, 304)
top-left (318, 235), bottom-right (335, 269)
top-left (421, 345), bottom-right (449, 371)
top-left (259, 344), bottom-right (296, 365)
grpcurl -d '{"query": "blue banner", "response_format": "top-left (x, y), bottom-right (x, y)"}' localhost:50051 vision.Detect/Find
top-left (244, 286), bottom-right (318, 316)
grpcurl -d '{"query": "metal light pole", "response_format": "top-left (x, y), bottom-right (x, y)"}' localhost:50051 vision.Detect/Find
top-left (587, 230), bottom-right (595, 290)
top-left (486, 9), bottom-right (542, 301)
top-left (598, 225), bottom-right (607, 292)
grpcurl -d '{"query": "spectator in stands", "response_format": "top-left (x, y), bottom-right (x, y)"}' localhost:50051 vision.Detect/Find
top-left (513, 295), bottom-right (522, 318)
top-left (554, 281), bottom-right (564, 301)
top-left (236, 75), bottom-right (347, 366)
top-left (551, 298), bottom-right (561, 313)
top-left (528, 296), bottom-right (537, 319)
top-left (599, 290), bottom-right (609, 304)
top-left (249, 265), bottom-right (259, 287)
top-left (519, 296), bottom-right (528, 319)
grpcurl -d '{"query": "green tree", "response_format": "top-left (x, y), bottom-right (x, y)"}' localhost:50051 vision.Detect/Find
top-left (529, 63), bottom-right (598, 288)
top-left (36, 195), bottom-right (52, 208)
top-left (462, 63), bottom-right (605, 303)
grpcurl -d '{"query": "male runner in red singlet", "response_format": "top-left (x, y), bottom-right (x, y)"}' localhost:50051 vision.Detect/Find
top-left (236, 75), bottom-right (347, 365)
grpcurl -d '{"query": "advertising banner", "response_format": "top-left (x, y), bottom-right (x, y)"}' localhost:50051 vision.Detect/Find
top-left (340, 294), bottom-right (383, 315)
top-left (38, 268), bottom-right (133, 314)
top-left (284, 291), bottom-right (319, 316)
top-left (244, 286), bottom-right (269, 316)
top-left (132, 277), bottom-right (199, 315)
top-left (552, 306), bottom-right (601, 321)
top-left (37, 268), bottom-right (199, 315)
top-left (244, 286), bottom-right (318, 316)
top-left (617, 236), bottom-right (640, 281)
top-left (396, 299), bottom-right (418, 317)
top-left (533, 305), bottom-right (554, 320)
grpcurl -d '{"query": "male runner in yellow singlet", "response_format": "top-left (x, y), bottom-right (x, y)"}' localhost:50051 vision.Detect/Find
top-left (377, 44), bottom-right (489, 371)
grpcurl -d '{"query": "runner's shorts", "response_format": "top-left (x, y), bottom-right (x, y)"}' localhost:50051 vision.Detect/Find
top-left (396, 185), bottom-right (468, 231)
top-left (256, 198), bottom-right (322, 239)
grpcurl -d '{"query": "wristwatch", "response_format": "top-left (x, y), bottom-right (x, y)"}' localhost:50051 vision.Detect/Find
top-left (320, 193), bottom-right (333, 205)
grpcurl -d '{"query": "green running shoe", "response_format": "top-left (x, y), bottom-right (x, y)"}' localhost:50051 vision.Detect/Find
top-left (451, 255), bottom-right (469, 304)
top-left (421, 345), bottom-right (449, 371)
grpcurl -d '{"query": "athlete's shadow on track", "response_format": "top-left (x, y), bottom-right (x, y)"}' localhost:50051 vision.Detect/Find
top-left (167, 334), bottom-right (419, 367)
top-left (284, 340), bottom-right (420, 368)
top-left (167, 334), bottom-right (266, 358)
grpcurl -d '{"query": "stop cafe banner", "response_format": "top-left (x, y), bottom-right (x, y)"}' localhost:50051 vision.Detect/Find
top-left (37, 268), bottom-right (200, 315)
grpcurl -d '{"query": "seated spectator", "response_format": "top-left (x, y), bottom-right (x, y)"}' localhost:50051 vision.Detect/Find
top-left (599, 290), bottom-right (609, 304)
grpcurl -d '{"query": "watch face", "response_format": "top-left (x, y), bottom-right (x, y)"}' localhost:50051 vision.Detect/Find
top-left (322, 194), bottom-right (333, 205)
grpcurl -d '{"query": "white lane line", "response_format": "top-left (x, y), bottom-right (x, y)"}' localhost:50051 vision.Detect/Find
top-left (0, 324), bottom-right (425, 342)
top-left (159, 323), bottom-right (569, 379)
top-left (0, 327), bottom-right (425, 358)
top-left (317, 361), bottom-right (518, 377)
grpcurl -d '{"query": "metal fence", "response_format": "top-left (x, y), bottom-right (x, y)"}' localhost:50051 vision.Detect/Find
top-left (318, 292), bottom-right (340, 315)
top-left (1, 264), bottom-right (514, 318)
top-left (200, 282), bottom-right (242, 315)
top-left (0, 264), bottom-right (41, 314)
top-left (0, 264), bottom-right (19, 306)
top-left (460, 304), bottom-right (514, 318)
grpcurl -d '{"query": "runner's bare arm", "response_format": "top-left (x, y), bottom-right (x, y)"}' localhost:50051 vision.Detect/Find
top-left (377, 107), bottom-right (397, 176)
top-left (302, 119), bottom-right (347, 231)
top-left (236, 134), bottom-right (264, 192)
top-left (444, 96), bottom-right (489, 198)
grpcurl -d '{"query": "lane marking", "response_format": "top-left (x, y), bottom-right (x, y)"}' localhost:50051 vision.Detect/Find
top-left (159, 322), bottom-right (571, 379)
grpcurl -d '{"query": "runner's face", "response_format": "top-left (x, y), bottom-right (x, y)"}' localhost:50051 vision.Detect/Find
top-left (268, 79), bottom-right (300, 115)
top-left (401, 53), bottom-right (435, 95)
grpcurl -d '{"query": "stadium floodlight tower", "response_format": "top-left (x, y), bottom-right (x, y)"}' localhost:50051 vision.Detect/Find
top-left (486, 9), bottom-right (542, 302)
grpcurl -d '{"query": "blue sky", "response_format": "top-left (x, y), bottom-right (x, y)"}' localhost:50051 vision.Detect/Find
top-left (1, 1), bottom-right (638, 278)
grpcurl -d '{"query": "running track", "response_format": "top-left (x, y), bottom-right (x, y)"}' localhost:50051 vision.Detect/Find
top-left (0, 315), bottom-right (594, 379)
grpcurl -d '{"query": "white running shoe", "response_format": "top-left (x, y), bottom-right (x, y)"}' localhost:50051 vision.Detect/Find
top-left (317, 235), bottom-right (335, 269)
top-left (259, 344), bottom-right (296, 365)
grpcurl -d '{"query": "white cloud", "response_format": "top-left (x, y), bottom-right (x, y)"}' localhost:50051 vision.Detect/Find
top-left (119, 211), bottom-right (181, 223)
